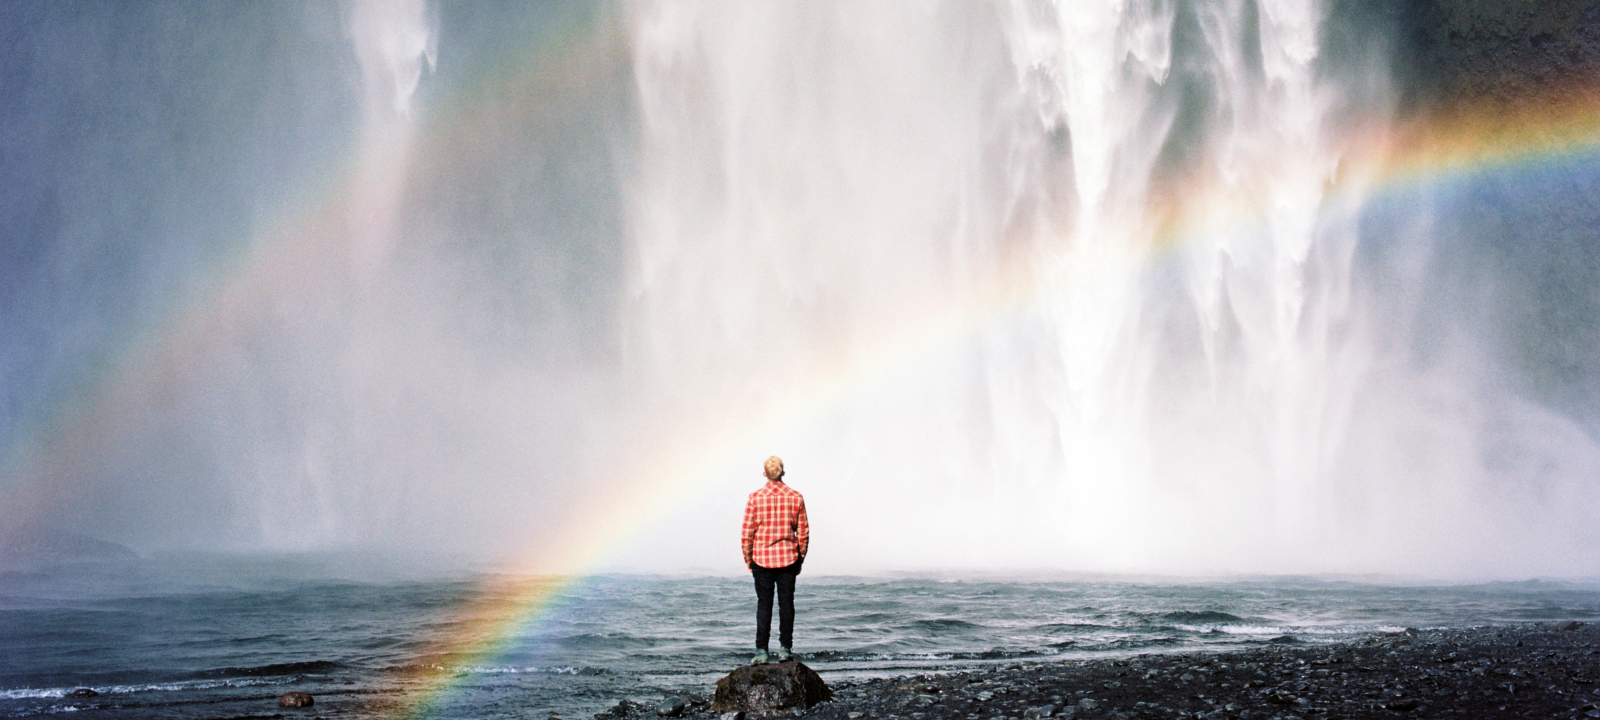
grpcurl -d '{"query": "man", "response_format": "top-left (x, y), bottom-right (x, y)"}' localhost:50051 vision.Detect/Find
top-left (740, 455), bottom-right (809, 665)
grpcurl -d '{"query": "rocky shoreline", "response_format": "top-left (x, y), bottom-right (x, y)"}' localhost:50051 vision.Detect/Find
top-left (610, 624), bottom-right (1598, 720)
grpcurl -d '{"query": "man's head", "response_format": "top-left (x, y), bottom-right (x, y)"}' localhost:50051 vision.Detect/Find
top-left (764, 456), bottom-right (785, 481)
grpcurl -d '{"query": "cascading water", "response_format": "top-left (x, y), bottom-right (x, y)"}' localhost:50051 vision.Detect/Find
top-left (241, 0), bottom-right (438, 550)
top-left (2, 2), bottom-right (1595, 577)
top-left (618, 0), bottom-right (1600, 574)
top-left (347, 0), bottom-right (436, 274)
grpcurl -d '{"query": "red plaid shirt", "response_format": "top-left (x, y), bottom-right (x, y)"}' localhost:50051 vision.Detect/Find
top-left (741, 480), bottom-right (809, 569)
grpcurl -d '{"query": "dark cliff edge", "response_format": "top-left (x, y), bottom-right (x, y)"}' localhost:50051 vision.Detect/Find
top-left (1324, 0), bottom-right (1600, 423)
top-left (1350, 0), bottom-right (1600, 111)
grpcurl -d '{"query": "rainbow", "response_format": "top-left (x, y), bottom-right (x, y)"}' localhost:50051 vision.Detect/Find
top-left (1, 10), bottom-right (1597, 717)
top-left (374, 573), bottom-right (588, 718)
top-left (0, 4), bottom-right (618, 533)
top-left (376, 83), bottom-right (1600, 717)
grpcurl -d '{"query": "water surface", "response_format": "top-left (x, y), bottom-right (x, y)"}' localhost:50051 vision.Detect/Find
top-left (2, 560), bottom-right (1596, 719)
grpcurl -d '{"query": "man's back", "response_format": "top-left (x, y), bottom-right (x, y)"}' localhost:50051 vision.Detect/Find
top-left (742, 480), bottom-right (808, 570)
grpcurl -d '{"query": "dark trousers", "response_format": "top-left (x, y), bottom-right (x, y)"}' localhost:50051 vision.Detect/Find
top-left (752, 560), bottom-right (799, 651)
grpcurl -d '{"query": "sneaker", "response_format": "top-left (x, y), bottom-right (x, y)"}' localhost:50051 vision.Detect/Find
top-left (750, 650), bottom-right (768, 665)
top-left (776, 647), bottom-right (792, 662)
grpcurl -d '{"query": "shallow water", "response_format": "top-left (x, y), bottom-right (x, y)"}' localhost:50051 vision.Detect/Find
top-left (1, 559), bottom-right (1596, 719)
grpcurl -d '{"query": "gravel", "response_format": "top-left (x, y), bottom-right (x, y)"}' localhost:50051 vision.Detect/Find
top-left (620, 623), bottom-right (1600, 720)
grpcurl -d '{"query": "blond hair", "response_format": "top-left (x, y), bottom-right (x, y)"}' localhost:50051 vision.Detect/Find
top-left (763, 456), bottom-right (785, 481)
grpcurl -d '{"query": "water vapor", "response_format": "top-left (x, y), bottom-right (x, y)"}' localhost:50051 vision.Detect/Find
top-left (1, 1), bottom-right (1596, 579)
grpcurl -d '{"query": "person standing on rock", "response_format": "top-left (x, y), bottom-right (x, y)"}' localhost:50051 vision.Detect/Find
top-left (741, 455), bottom-right (809, 665)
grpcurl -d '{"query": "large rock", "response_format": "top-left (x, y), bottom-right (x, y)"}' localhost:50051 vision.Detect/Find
top-left (712, 662), bottom-right (831, 715)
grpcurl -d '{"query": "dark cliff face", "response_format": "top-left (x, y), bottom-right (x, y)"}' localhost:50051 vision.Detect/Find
top-left (1334, 0), bottom-right (1600, 422)
top-left (1365, 0), bottom-right (1600, 109)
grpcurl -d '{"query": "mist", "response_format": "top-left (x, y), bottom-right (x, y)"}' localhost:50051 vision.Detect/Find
top-left (1, 1), bottom-right (1596, 579)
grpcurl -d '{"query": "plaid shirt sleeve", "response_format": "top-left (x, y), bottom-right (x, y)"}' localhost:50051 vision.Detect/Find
top-left (795, 498), bottom-right (809, 559)
top-left (741, 492), bottom-right (759, 565)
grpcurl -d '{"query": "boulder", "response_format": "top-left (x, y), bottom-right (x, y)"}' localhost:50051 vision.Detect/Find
top-left (712, 662), bottom-right (831, 715)
top-left (1556, 620), bottom-right (1584, 631)
top-left (278, 691), bottom-right (314, 708)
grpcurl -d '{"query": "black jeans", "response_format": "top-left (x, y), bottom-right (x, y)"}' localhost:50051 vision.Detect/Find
top-left (751, 559), bottom-right (800, 651)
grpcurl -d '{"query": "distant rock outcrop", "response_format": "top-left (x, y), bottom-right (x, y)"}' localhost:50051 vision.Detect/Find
top-left (0, 527), bottom-right (137, 568)
top-left (712, 662), bottom-right (831, 715)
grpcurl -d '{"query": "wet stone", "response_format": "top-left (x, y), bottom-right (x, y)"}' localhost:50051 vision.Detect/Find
top-left (278, 691), bottom-right (314, 708)
top-left (1384, 697), bottom-right (1422, 711)
top-left (659, 697), bottom-right (689, 717)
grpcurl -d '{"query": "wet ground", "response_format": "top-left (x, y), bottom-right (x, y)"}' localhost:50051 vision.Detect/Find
top-left (637, 623), bottom-right (1598, 720)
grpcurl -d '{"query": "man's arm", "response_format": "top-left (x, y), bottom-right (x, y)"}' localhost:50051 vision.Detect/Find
top-left (740, 496), bottom-right (757, 567)
top-left (795, 498), bottom-right (809, 559)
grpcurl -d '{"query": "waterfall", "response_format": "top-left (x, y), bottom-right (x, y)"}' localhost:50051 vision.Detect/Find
top-left (3, 2), bottom-right (1593, 576)
top-left (347, 0), bottom-right (436, 274)
top-left (622, 0), bottom-right (1600, 573)
top-left (248, 0), bottom-right (438, 551)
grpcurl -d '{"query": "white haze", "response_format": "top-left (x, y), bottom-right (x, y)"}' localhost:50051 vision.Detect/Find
top-left (611, 0), bottom-right (1600, 576)
top-left (0, 1), bottom-right (1596, 579)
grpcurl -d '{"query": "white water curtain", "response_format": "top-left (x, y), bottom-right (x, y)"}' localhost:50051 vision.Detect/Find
top-left (620, 0), bottom-right (1600, 574)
